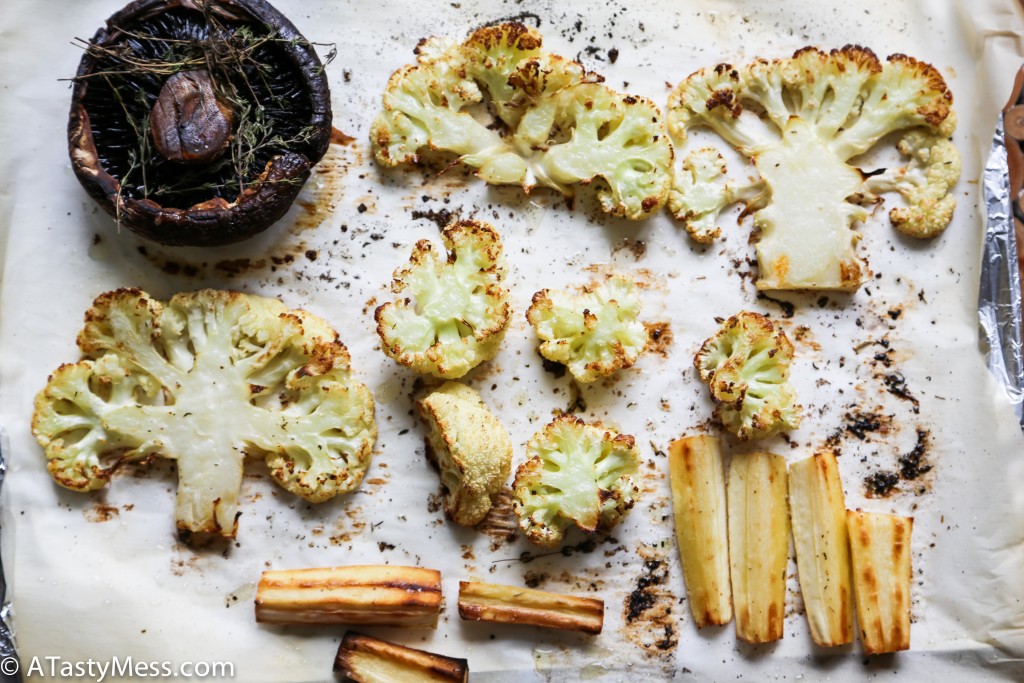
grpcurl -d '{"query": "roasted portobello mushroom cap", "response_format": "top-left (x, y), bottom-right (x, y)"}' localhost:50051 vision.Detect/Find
top-left (68, 0), bottom-right (332, 246)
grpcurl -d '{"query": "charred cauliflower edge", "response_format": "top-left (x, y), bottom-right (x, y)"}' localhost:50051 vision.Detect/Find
top-left (526, 273), bottom-right (648, 383)
top-left (694, 311), bottom-right (801, 440)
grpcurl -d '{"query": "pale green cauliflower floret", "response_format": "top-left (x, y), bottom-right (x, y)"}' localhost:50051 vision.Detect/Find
top-left (513, 414), bottom-right (641, 547)
top-left (527, 274), bottom-right (647, 383)
top-left (375, 219), bottom-right (511, 379)
top-left (32, 289), bottom-right (376, 541)
top-left (694, 311), bottom-right (801, 440)
top-left (371, 22), bottom-right (673, 219)
top-left (372, 31), bottom-right (529, 185)
top-left (416, 382), bottom-right (513, 526)
top-left (668, 147), bottom-right (732, 244)
top-left (667, 46), bottom-right (959, 291)
top-left (863, 120), bottom-right (961, 238)
top-left (516, 83), bottom-right (672, 218)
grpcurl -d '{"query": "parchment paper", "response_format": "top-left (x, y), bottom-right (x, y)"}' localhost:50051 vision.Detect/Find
top-left (1, 0), bottom-right (1023, 681)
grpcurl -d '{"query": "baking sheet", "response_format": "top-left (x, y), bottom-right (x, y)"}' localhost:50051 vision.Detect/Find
top-left (2, 0), bottom-right (1024, 680)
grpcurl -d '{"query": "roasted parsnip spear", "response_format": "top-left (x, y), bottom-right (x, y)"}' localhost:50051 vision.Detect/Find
top-left (728, 451), bottom-right (789, 643)
top-left (668, 435), bottom-right (732, 627)
top-left (255, 566), bottom-right (442, 628)
top-left (847, 511), bottom-right (913, 654)
top-left (789, 451), bottom-right (854, 647)
top-left (334, 632), bottom-right (468, 683)
top-left (457, 581), bottom-right (604, 634)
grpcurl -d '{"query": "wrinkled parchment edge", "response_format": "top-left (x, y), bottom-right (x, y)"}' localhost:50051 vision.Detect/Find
top-left (981, 115), bottom-right (1024, 428)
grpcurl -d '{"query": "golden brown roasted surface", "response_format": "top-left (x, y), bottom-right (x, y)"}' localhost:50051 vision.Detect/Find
top-left (789, 452), bottom-right (854, 647)
top-left (6, 1), bottom-right (1024, 678)
top-left (728, 451), bottom-right (789, 643)
top-left (255, 566), bottom-right (442, 628)
top-left (668, 435), bottom-right (732, 628)
top-left (416, 382), bottom-right (513, 526)
top-left (334, 632), bottom-right (468, 683)
top-left (668, 46), bottom-right (959, 289)
top-left (32, 288), bottom-right (376, 542)
top-left (848, 511), bottom-right (913, 655)
top-left (458, 581), bottom-right (604, 634)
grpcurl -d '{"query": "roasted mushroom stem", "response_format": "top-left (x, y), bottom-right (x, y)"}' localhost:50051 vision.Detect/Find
top-left (150, 70), bottom-right (235, 164)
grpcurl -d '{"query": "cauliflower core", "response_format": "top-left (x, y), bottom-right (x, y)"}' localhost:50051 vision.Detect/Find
top-left (694, 311), bottom-right (801, 440)
top-left (32, 289), bottom-right (376, 541)
top-left (668, 47), bottom-right (960, 290)
top-left (416, 382), bottom-right (513, 526)
top-left (375, 219), bottom-right (510, 379)
top-left (527, 274), bottom-right (647, 383)
top-left (513, 415), bottom-right (641, 547)
top-left (372, 22), bottom-right (673, 219)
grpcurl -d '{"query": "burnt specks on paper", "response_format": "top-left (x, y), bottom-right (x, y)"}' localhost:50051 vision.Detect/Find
top-left (622, 543), bottom-right (678, 655)
top-left (863, 428), bottom-right (933, 498)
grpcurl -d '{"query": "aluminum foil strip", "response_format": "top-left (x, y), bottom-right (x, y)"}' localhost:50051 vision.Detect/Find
top-left (0, 439), bottom-right (20, 683)
top-left (981, 115), bottom-right (1024, 430)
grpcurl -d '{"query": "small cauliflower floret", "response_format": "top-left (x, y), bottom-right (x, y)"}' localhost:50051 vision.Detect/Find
top-left (371, 22), bottom-right (673, 219)
top-left (513, 415), bottom-right (640, 547)
top-left (668, 148), bottom-right (732, 243)
top-left (527, 274), bottom-right (647, 383)
top-left (863, 124), bottom-right (961, 238)
top-left (32, 289), bottom-right (376, 541)
top-left (667, 46), bottom-right (959, 290)
top-left (694, 311), bottom-right (801, 440)
top-left (375, 220), bottom-right (511, 379)
top-left (416, 382), bottom-right (513, 526)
